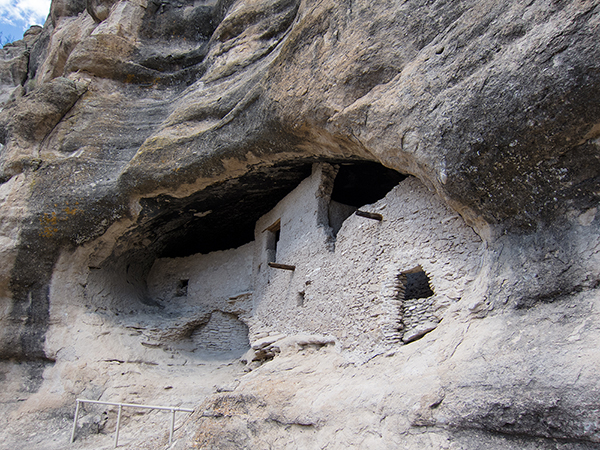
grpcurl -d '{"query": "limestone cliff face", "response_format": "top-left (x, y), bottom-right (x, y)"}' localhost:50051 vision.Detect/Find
top-left (0, 0), bottom-right (599, 448)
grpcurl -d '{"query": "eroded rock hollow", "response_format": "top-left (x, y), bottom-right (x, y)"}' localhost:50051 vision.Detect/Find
top-left (0, 0), bottom-right (599, 448)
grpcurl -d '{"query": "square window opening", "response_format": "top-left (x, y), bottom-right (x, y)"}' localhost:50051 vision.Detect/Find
top-left (402, 266), bottom-right (434, 300)
top-left (176, 279), bottom-right (189, 297)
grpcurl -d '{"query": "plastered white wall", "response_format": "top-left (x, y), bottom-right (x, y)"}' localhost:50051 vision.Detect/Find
top-left (147, 242), bottom-right (253, 316)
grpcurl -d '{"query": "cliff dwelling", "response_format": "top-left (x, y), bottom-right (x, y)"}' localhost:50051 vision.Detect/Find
top-left (3, 0), bottom-right (599, 445)
top-left (131, 162), bottom-right (484, 358)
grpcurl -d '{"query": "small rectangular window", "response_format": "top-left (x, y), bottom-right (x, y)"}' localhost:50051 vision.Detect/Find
top-left (264, 219), bottom-right (281, 263)
top-left (175, 279), bottom-right (189, 297)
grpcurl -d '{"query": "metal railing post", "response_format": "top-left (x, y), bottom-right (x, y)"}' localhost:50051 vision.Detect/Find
top-left (114, 404), bottom-right (123, 448)
top-left (169, 408), bottom-right (176, 445)
top-left (70, 399), bottom-right (80, 443)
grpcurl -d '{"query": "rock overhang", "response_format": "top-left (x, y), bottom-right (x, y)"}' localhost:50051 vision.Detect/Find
top-left (0, 2), bottom-right (600, 446)
top-left (118, 159), bottom-right (406, 260)
top-left (3, 0), bottom-right (599, 240)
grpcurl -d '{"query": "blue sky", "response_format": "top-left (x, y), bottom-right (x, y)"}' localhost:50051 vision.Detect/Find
top-left (0, 0), bottom-right (51, 44)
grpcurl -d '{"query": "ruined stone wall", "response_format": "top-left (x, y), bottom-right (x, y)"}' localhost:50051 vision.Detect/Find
top-left (251, 165), bottom-right (484, 355)
top-left (146, 242), bottom-right (254, 353)
top-left (251, 164), bottom-right (334, 337)
top-left (148, 242), bottom-right (253, 311)
top-left (191, 311), bottom-right (250, 354)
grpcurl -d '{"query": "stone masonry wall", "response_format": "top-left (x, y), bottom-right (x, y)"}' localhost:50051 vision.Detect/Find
top-left (251, 164), bottom-right (485, 356)
top-left (191, 311), bottom-right (250, 354)
top-left (146, 242), bottom-right (254, 352)
top-left (143, 164), bottom-right (484, 357)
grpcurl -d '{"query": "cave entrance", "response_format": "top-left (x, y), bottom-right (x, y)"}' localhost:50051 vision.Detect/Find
top-left (94, 160), bottom-right (405, 315)
top-left (328, 162), bottom-right (406, 236)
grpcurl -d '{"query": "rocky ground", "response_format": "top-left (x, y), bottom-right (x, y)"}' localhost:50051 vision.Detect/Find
top-left (4, 286), bottom-right (600, 449)
top-left (0, 353), bottom-right (247, 449)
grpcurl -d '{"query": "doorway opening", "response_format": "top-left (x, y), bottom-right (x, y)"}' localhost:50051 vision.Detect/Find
top-left (328, 162), bottom-right (405, 237)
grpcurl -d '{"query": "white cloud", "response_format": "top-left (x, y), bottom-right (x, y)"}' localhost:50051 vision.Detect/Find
top-left (0, 0), bottom-right (51, 29)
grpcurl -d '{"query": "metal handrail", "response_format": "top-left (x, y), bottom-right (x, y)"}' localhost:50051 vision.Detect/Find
top-left (70, 398), bottom-right (194, 448)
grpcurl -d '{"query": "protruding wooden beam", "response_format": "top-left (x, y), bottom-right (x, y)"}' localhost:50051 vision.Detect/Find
top-left (268, 262), bottom-right (296, 271)
top-left (356, 210), bottom-right (383, 221)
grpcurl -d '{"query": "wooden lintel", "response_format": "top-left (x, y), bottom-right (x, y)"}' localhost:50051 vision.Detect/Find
top-left (356, 210), bottom-right (383, 221)
top-left (268, 262), bottom-right (296, 271)
top-left (262, 219), bottom-right (281, 233)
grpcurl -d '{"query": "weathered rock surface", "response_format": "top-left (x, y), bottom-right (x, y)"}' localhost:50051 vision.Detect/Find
top-left (0, 0), bottom-right (599, 448)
